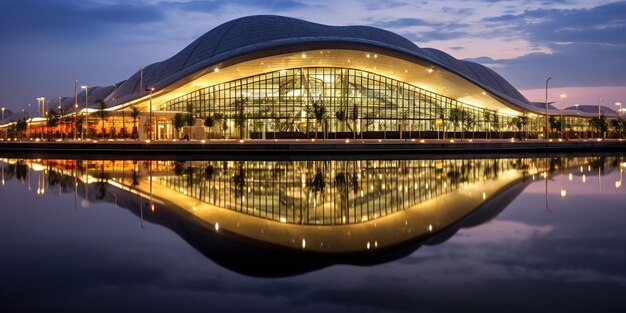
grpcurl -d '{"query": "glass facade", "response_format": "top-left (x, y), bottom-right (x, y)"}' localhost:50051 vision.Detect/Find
top-left (162, 67), bottom-right (530, 139)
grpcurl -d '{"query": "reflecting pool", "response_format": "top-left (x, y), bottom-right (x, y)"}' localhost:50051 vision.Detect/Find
top-left (1, 155), bottom-right (625, 312)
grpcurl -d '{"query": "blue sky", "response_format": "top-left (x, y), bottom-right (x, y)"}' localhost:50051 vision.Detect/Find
top-left (1, 0), bottom-right (625, 113)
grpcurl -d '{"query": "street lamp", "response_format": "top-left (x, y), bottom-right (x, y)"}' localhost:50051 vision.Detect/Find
top-left (81, 85), bottom-right (88, 139)
top-left (545, 77), bottom-right (551, 140)
top-left (37, 97), bottom-right (45, 140)
top-left (1, 107), bottom-right (5, 140)
top-left (145, 87), bottom-right (154, 140)
top-left (560, 94), bottom-right (566, 139)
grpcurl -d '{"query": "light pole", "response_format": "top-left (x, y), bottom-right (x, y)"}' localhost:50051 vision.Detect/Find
top-left (74, 80), bottom-right (78, 140)
top-left (37, 97), bottom-right (45, 140)
top-left (560, 94), bottom-right (566, 139)
top-left (146, 87), bottom-right (154, 140)
top-left (74, 104), bottom-right (78, 140)
top-left (545, 77), bottom-right (551, 140)
top-left (1, 107), bottom-right (5, 140)
top-left (598, 97), bottom-right (602, 139)
top-left (81, 85), bottom-right (89, 139)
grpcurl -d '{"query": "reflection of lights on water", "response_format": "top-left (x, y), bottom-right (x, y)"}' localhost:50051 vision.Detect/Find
top-left (560, 188), bottom-right (567, 197)
top-left (583, 175), bottom-right (586, 183)
top-left (568, 173), bottom-right (573, 181)
top-left (616, 180), bottom-right (622, 188)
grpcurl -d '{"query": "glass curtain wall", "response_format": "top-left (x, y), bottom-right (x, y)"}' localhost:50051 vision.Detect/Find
top-left (162, 67), bottom-right (527, 139)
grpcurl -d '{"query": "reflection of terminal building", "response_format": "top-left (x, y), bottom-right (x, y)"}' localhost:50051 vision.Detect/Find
top-left (1, 16), bottom-right (622, 140)
top-left (2, 156), bottom-right (622, 276)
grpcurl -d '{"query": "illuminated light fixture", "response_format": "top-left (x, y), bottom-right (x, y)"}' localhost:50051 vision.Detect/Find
top-left (378, 139), bottom-right (382, 142)
top-left (560, 188), bottom-right (567, 198)
top-left (420, 139), bottom-right (425, 143)
top-left (239, 139), bottom-right (244, 143)
top-left (302, 238), bottom-right (306, 249)
top-left (427, 68), bottom-right (433, 74)
top-left (449, 139), bottom-right (454, 143)
top-left (92, 140), bottom-right (97, 143)
top-left (374, 54), bottom-right (378, 58)
top-left (279, 217), bottom-right (287, 223)
top-left (428, 224), bottom-right (433, 232)
top-left (145, 140), bottom-right (151, 143)
top-left (214, 67), bottom-right (219, 72)
top-left (568, 173), bottom-right (573, 181)
top-left (345, 139), bottom-right (350, 143)
top-left (214, 223), bottom-right (219, 231)
top-left (482, 192), bottom-right (486, 200)
top-left (411, 139), bottom-right (415, 142)
top-left (366, 53), bottom-right (370, 58)
top-left (615, 180), bottom-right (622, 188)
top-left (201, 140), bottom-right (206, 143)
top-left (301, 53), bottom-right (306, 59)
top-left (366, 242), bottom-right (371, 249)
top-left (311, 138), bottom-right (315, 142)
top-left (482, 91), bottom-right (486, 95)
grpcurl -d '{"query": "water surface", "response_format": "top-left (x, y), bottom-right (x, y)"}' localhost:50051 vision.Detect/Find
top-left (1, 155), bottom-right (625, 312)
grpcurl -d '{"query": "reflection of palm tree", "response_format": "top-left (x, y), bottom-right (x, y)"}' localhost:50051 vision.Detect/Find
top-left (94, 163), bottom-right (110, 200)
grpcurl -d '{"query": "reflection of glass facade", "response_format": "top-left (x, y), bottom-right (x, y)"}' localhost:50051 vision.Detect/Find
top-left (4, 156), bottom-right (620, 226)
top-left (158, 159), bottom-right (529, 225)
top-left (163, 67), bottom-right (525, 139)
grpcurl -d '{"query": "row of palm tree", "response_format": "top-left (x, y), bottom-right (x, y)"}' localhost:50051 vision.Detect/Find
top-left (40, 100), bottom-right (142, 139)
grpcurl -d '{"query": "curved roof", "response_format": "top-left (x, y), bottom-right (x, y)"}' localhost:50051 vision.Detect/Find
top-left (110, 15), bottom-right (532, 110)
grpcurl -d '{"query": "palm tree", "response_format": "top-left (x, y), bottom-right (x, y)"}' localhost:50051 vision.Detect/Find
top-left (130, 105), bottom-right (141, 139)
top-left (46, 109), bottom-right (60, 139)
top-left (309, 100), bottom-right (327, 139)
top-left (173, 113), bottom-right (185, 139)
top-left (94, 99), bottom-right (108, 138)
top-left (204, 115), bottom-right (215, 140)
top-left (609, 119), bottom-right (622, 138)
top-left (449, 108), bottom-right (462, 139)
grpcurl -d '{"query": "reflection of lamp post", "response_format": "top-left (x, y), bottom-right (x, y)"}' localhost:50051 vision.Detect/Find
top-left (81, 85), bottom-right (89, 139)
top-left (560, 94), bottom-right (566, 139)
top-left (545, 77), bottom-right (551, 140)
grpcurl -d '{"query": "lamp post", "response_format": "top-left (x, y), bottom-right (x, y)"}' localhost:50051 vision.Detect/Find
top-left (74, 80), bottom-right (78, 140)
top-left (37, 97), bottom-right (45, 140)
top-left (81, 85), bottom-right (89, 139)
top-left (145, 87), bottom-right (154, 140)
top-left (74, 104), bottom-right (78, 140)
top-left (560, 94), bottom-right (566, 139)
top-left (1, 107), bottom-right (5, 140)
top-left (544, 77), bottom-right (551, 140)
top-left (598, 97), bottom-right (602, 139)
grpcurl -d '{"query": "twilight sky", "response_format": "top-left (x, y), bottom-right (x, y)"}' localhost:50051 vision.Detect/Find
top-left (1, 0), bottom-right (625, 113)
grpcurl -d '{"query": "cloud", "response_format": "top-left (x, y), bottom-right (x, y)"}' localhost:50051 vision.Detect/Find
top-left (0, 0), bottom-right (165, 41)
top-left (472, 1), bottom-right (626, 89)
top-left (159, 0), bottom-right (315, 13)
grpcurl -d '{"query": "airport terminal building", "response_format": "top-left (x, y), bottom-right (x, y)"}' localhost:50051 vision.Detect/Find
top-left (1, 15), bottom-right (620, 140)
